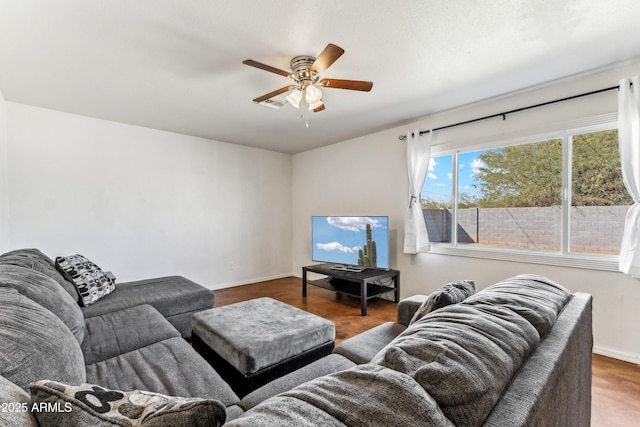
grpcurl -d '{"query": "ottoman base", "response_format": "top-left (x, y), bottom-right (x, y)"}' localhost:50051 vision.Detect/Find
top-left (192, 334), bottom-right (334, 397)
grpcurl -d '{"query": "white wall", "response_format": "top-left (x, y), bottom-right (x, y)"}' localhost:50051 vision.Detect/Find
top-left (293, 60), bottom-right (640, 364)
top-left (0, 88), bottom-right (8, 254)
top-left (6, 103), bottom-right (293, 289)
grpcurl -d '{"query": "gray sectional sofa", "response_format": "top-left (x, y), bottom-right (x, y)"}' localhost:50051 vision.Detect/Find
top-left (232, 275), bottom-right (593, 426)
top-left (0, 247), bottom-right (593, 426)
top-left (0, 248), bottom-right (211, 338)
top-left (0, 248), bottom-right (243, 426)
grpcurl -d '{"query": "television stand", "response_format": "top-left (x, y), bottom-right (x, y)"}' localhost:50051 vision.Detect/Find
top-left (302, 264), bottom-right (400, 316)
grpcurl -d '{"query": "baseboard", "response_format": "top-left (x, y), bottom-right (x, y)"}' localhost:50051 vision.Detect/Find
top-left (593, 345), bottom-right (640, 365)
top-left (203, 272), bottom-right (295, 291)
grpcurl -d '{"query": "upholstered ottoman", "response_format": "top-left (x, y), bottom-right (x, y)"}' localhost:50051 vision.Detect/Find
top-left (191, 297), bottom-right (335, 396)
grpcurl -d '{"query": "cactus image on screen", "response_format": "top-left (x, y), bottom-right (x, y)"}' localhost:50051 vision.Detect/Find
top-left (357, 223), bottom-right (377, 267)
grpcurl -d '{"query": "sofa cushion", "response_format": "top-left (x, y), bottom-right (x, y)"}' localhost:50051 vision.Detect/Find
top-left (0, 287), bottom-right (86, 392)
top-left (80, 276), bottom-right (214, 337)
top-left (0, 264), bottom-right (85, 343)
top-left (409, 279), bottom-right (475, 325)
top-left (81, 304), bottom-right (181, 365)
top-left (372, 274), bottom-right (571, 427)
top-left (463, 274), bottom-right (571, 338)
top-left (373, 303), bottom-right (540, 427)
top-left (240, 354), bottom-right (356, 411)
top-left (0, 248), bottom-right (79, 301)
top-left (225, 405), bottom-right (245, 423)
top-left (30, 380), bottom-right (227, 427)
top-left (85, 337), bottom-right (240, 408)
top-left (55, 254), bottom-right (115, 306)
top-left (0, 374), bottom-right (39, 427)
top-left (228, 364), bottom-right (454, 427)
top-left (229, 395), bottom-right (346, 427)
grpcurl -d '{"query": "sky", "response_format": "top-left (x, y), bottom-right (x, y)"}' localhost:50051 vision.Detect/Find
top-left (423, 150), bottom-right (487, 205)
top-left (312, 216), bottom-right (389, 268)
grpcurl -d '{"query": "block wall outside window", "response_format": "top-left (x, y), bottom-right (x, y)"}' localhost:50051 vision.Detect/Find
top-left (424, 205), bottom-right (628, 254)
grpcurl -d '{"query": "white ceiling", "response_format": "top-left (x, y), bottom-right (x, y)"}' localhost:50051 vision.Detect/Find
top-left (1, 0), bottom-right (640, 154)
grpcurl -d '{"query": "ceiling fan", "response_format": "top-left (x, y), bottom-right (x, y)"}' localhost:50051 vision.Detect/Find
top-left (242, 43), bottom-right (373, 115)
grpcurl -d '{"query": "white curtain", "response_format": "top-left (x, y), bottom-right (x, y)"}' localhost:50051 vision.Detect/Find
top-left (618, 75), bottom-right (640, 275)
top-left (403, 130), bottom-right (434, 254)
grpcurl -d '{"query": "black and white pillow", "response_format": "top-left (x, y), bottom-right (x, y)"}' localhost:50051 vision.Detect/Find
top-left (30, 380), bottom-right (226, 427)
top-left (55, 254), bottom-right (115, 307)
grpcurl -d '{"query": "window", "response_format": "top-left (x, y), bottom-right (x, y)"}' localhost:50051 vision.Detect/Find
top-left (570, 129), bottom-right (631, 254)
top-left (422, 126), bottom-right (632, 268)
top-left (423, 154), bottom-right (453, 243)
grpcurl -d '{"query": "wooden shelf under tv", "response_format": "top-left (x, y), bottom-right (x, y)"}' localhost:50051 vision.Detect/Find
top-left (302, 264), bottom-right (400, 316)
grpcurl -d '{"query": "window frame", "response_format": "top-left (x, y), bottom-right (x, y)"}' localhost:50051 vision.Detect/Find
top-left (426, 118), bottom-right (623, 272)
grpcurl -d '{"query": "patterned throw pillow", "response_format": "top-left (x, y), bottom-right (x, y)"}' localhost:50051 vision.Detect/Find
top-left (29, 380), bottom-right (227, 427)
top-left (409, 280), bottom-right (476, 325)
top-left (55, 254), bottom-right (115, 306)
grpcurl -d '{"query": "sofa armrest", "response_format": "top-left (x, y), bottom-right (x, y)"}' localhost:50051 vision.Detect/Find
top-left (334, 322), bottom-right (407, 364)
top-left (396, 295), bottom-right (429, 326)
top-left (482, 292), bottom-right (593, 427)
top-left (81, 304), bottom-right (181, 365)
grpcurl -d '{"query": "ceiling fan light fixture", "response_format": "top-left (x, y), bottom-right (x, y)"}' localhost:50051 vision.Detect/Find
top-left (308, 99), bottom-right (323, 110)
top-left (243, 43), bottom-right (373, 118)
top-left (305, 85), bottom-right (322, 104)
top-left (286, 89), bottom-right (303, 108)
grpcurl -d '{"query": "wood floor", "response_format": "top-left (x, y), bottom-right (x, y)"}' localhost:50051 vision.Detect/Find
top-left (214, 276), bottom-right (640, 426)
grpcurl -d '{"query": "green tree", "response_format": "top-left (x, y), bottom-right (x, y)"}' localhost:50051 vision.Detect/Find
top-left (474, 139), bottom-right (562, 207)
top-left (572, 130), bottom-right (631, 206)
top-left (458, 192), bottom-right (480, 208)
top-left (421, 197), bottom-right (450, 209)
top-left (471, 130), bottom-right (632, 208)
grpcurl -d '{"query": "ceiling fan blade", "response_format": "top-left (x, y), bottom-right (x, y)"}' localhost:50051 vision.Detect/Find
top-left (319, 78), bottom-right (373, 92)
top-left (313, 104), bottom-right (326, 113)
top-left (252, 86), bottom-right (292, 103)
top-left (242, 59), bottom-right (290, 77)
top-left (310, 44), bottom-right (344, 74)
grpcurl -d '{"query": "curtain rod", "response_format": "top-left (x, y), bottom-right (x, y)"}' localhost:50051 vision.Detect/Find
top-left (398, 84), bottom-right (621, 141)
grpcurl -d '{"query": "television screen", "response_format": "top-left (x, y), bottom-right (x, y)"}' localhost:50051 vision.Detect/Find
top-left (312, 216), bottom-right (389, 269)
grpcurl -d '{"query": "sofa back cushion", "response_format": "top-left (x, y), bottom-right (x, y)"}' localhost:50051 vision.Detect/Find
top-left (463, 274), bottom-right (571, 338)
top-left (0, 248), bottom-right (80, 302)
top-left (0, 265), bottom-right (85, 343)
top-left (228, 364), bottom-right (454, 426)
top-left (372, 274), bottom-right (571, 427)
top-left (0, 288), bottom-right (86, 392)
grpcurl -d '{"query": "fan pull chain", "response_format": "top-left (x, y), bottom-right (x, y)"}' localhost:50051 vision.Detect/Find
top-left (303, 98), bottom-right (309, 128)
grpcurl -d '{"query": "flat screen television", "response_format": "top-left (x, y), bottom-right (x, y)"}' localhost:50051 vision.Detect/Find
top-left (312, 216), bottom-right (389, 270)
